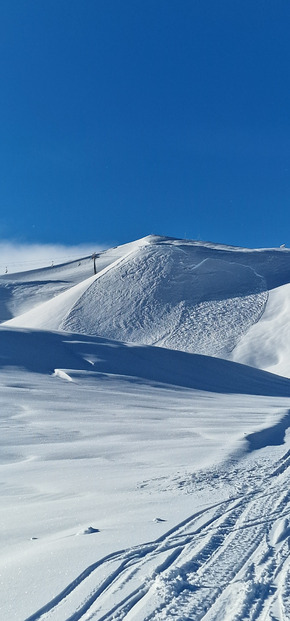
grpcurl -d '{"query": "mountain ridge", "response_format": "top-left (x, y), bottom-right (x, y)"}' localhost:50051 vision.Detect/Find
top-left (1, 235), bottom-right (290, 377)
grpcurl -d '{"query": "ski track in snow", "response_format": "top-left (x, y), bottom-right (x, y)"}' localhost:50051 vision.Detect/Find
top-left (25, 447), bottom-right (290, 621)
top-left (2, 236), bottom-right (290, 620)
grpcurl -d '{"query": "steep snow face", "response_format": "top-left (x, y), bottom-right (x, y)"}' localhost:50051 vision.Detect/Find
top-left (231, 283), bottom-right (290, 378)
top-left (61, 245), bottom-right (268, 358)
top-left (2, 236), bottom-right (290, 372)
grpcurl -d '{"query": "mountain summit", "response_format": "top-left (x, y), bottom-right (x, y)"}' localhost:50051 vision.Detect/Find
top-left (2, 235), bottom-right (290, 377)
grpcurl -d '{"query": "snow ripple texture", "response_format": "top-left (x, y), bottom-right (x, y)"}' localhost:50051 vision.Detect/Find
top-left (61, 245), bottom-right (268, 357)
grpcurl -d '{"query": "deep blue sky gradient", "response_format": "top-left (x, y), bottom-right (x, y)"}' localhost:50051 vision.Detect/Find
top-left (1, 0), bottom-right (290, 248)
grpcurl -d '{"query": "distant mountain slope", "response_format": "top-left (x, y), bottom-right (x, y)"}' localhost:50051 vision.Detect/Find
top-left (2, 235), bottom-right (290, 376)
top-left (0, 237), bottom-right (149, 321)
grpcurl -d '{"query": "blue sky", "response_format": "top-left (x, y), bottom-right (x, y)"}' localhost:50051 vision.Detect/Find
top-left (1, 0), bottom-right (290, 249)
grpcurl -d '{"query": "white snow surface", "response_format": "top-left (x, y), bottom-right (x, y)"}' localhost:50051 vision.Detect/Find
top-left (231, 282), bottom-right (290, 378)
top-left (3, 234), bottom-right (290, 373)
top-left (1, 235), bottom-right (290, 620)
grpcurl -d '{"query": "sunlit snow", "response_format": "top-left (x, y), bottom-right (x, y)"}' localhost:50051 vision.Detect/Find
top-left (1, 235), bottom-right (290, 620)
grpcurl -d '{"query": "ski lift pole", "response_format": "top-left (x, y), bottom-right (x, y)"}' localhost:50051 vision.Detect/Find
top-left (91, 253), bottom-right (97, 275)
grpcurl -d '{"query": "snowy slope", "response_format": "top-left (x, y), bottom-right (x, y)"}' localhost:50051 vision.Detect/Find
top-left (231, 282), bottom-right (290, 378)
top-left (2, 235), bottom-right (290, 620)
top-left (1, 326), bottom-right (290, 397)
top-left (1, 326), bottom-right (290, 620)
top-left (2, 235), bottom-right (290, 377)
top-left (0, 237), bottom-right (149, 321)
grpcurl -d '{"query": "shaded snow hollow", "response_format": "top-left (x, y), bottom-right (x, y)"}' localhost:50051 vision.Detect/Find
top-left (1, 327), bottom-right (290, 397)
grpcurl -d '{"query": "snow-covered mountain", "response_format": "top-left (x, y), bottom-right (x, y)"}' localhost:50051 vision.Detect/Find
top-left (1, 235), bottom-right (290, 621)
top-left (2, 234), bottom-right (290, 376)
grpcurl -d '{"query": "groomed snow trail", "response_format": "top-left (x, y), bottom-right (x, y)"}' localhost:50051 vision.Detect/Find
top-left (25, 439), bottom-right (290, 621)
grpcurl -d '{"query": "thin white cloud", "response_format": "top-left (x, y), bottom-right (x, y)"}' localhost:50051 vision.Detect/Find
top-left (0, 241), bottom-right (108, 275)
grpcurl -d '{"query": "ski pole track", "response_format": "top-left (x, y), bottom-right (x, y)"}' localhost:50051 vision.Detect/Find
top-left (25, 449), bottom-right (290, 621)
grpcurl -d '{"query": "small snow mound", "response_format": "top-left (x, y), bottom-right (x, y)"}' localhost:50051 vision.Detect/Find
top-left (153, 567), bottom-right (193, 599)
top-left (53, 369), bottom-right (73, 382)
top-left (272, 518), bottom-right (290, 545)
top-left (79, 526), bottom-right (100, 535)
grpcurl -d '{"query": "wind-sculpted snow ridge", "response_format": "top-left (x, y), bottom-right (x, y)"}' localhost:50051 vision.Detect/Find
top-left (1, 327), bottom-right (290, 396)
top-left (23, 445), bottom-right (290, 621)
